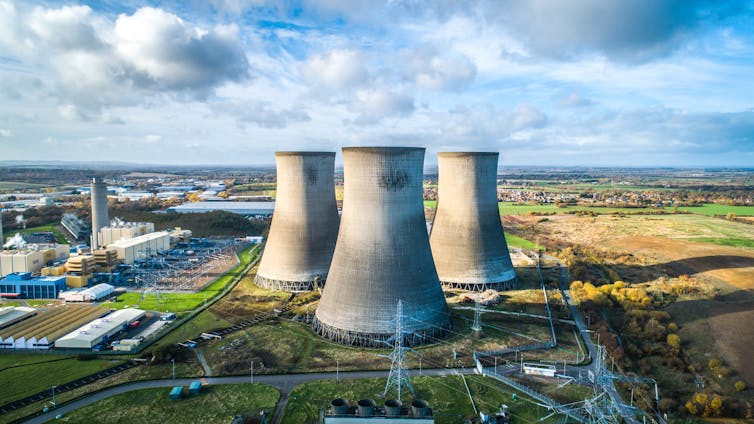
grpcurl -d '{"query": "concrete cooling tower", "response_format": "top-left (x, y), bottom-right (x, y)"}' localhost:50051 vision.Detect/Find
top-left (256, 152), bottom-right (340, 292)
top-left (429, 152), bottom-right (516, 290)
top-left (313, 147), bottom-right (451, 347)
top-left (90, 177), bottom-right (109, 249)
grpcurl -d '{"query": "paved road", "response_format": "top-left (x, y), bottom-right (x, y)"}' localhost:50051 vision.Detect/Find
top-left (23, 368), bottom-right (475, 424)
top-left (548, 256), bottom-right (641, 424)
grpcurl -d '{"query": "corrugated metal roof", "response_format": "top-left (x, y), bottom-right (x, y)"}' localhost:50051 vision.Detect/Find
top-left (55, 308), bottom-right (145, 347)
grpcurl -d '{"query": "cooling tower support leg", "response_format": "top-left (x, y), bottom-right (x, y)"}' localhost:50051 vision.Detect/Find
top-left (255, 275), bottom-right (324, 292)
top-left (312, 315), bottom-right (452, 348)
top-left (441, 278), bottom-right (517, 291)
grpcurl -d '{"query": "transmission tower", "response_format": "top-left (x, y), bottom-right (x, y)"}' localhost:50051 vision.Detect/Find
top-left (471, 299), bottom-right (483, 332)
top-left (383, 300), bottom-right (415, 401)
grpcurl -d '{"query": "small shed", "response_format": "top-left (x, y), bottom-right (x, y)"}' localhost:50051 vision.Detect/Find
top-left (169, 386), bottom-right (183, 400)
top-left (188, 381), bottom-right (201, 395)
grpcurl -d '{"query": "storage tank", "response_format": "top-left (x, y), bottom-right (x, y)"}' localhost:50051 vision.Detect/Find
top-left (313, 147), bottom-right (451, 347)
top-left (90, 177), bottom-right (109, 249)
top-left (429, 152), bottom-right (516, 290)
top-left (256, 152), bottom-right (339, 292)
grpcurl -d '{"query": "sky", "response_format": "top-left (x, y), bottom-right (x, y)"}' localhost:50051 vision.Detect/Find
top-left (1, 0), bottom-right (753, 167)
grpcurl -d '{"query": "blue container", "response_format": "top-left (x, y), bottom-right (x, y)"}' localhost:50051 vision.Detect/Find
top-left (169, 386), bottom-right (182, 400)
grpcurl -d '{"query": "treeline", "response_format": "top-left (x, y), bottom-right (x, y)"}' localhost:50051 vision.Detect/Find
top-left (1, 205), bottom-right (63, 230)
top-left (110, 209), bottom-right (270, 238)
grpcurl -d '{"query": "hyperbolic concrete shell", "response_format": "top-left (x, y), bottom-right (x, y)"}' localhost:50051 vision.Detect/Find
top-left (256, 152), bottom-right (340, 292)
top-left (90, 177), bottom-right (109, 249)
top-left (313, 147), bottom-right (451, 347)
top-left (429, 152), bottom-right (516, 290)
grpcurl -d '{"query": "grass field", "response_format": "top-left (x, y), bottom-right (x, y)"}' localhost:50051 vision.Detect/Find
top-left (0, 181), bottom-right (48, 191)
top-left (112, 245), bottom-right (260, 313)
top-left (670, 204), bottom-right (754, 216)
top-left (504, 233), bottom-right (543, 250)
top-left (0, 354), bottom-right (125, 405)
top-left (7, 224), bottom-right (67, 243)
top-left (282, 375), bottom-right (562, 424)
top-left (58, 383), bottom-right (279, 424)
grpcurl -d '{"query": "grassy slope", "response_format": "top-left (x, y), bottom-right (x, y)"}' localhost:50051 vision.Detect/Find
top-left (283, 376), bottom-right (562, 424)
top-left (59, 384), bottom-right (279, 424)
top-left (0, 355), bottom-right (125, 405)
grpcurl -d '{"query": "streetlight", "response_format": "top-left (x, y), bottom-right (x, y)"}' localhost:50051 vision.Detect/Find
top-left (51, 385), bottom-right (57, 408)
top-left (171, 358), bottom-right (175, 380)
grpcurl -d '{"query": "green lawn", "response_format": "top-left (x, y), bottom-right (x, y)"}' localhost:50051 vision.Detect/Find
top-left (58, 383), bottom-right (279, 424)
top-left (6, 224), bottom-right (67, 244)
top-left (669, 204), bottom-right (754, 216)
top-left (0, 354), bottom-right (125, 405)
top-left (283, 375), bottom-right (562, 424)
top-left (504, 233), bottom-right (542, 250)
top-left (112, 245), bottom-right (260, 313)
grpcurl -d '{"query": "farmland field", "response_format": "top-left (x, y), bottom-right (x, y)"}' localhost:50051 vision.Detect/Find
top-left (670, 204), bottom-right (754, 216)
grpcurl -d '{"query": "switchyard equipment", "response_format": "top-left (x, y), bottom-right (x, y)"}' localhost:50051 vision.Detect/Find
top-left (256, 151), bottom-right (340, 292)
top-left (313, 147), bottom-right (451, 347)
top-left (429, 152), bottom-right (516, 290)
top-left (90, 177), bottom-right (109, 249)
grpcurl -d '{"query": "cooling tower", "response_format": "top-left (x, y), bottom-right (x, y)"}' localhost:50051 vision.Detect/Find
top-left (90, 177), bottom-right (109, 249)
top-left (313, 147), bottom-right (451, 347)
top-left (429, 152), bottom-right (516, 290)
top-left (255, 152), bottom-right (340, 292)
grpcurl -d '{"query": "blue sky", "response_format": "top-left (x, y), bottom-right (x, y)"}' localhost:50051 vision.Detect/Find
top-left (1, 0), bottom-right (753, 166)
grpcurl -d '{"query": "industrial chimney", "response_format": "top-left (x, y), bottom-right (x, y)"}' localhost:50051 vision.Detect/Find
top-left (256, 152), bottom-right (340, 292)
top-left (429, 152), bottom-right (515, 290)
top-left (90, 177), bottom-right (109, 249)
top-left (313, 147), bottom-right (451, 347)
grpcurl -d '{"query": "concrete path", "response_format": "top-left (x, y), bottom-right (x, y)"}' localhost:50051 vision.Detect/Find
top-left (23, 368), bottom-right (475, 424)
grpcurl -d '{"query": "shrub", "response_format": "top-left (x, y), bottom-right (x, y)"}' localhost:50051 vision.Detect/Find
top-left (667, 333), bottom-right (681, 351)
top-left (735, 380), bottom-right (746, 391)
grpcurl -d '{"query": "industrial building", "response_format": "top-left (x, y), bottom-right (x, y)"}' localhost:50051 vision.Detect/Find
top-left (0, 306), bottom-right (36, 329)
top-left (0, 304), bottom-right (108, 349)
top-left (167, 201), bottom-right (275, 216)
top-left (324, 398), bottom-right (434, 423)
top-left (60, 213), bottom-right (90, 241)
top-left (98, 222), bottom-right (155, 246)
top-left (0, 273), bottom-right (67, 299)
top-left (58, 283), bottom-right (115, 302)
top-left (256, 151), bottom-right (340, 291)
top-left (90, 177), bottom-right (109, 249)
top-left (0, 245), bottom-right (69, 278)
top-left (314, 147), bottom-right (451, 347)
top-left (429, 152), bottom-right (516, 290)
top-left (109, 231), bottom-right (170, 264)
top-left (55, 308), bottom-right (145, 349)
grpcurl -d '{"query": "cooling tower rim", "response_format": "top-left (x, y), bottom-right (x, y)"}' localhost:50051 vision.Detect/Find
top-left (342, 146), bottom-right (425, 154)
top-left (437, 151), bottom-right (498, 157)
top-left (275, 151), bottom-right (336, 157)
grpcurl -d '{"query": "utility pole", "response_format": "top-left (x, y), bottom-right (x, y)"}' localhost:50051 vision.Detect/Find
top-left (250, 361), bottom-right (254, 384)
top-left (336, 360), bottom-right (339, 381)
top-left (51, 386), bottom-right (56, 408)
top-left (494, 356), bottom-right (497, 374)
top-left (171, 359), bottom-right (175, 380)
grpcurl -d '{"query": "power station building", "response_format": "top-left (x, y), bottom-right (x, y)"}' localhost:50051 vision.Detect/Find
top-left (90, 177), bottom-right (109, 249)
top-left (256, 152), bottom-right (340, 292)
top-left (429, 152), bottom-right (516, 290)
top-left (313, 147), bottom-right (451, 347)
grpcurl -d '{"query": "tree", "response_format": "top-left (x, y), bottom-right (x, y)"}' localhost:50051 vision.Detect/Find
top-left (735, 380), bottom-right (746, 392)
top-left (667, 333), bottom-right (681, 351)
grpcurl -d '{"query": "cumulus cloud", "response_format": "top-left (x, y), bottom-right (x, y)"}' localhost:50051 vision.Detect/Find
top-left (0, 128), bottom-right (11, 137)
top-left (348, 89), bottom-right (415, 125)
top-left (113, 7), bottom-right (248, 91)
top-left (215, 101), bottom-right (311, 128)
top-left (144, 134), bottom-right (162, 143)
top-left (511, 105), bottom-right (548, 130)
top-left (301, 49), bottom-right (369, 89)
top-left (402, 49), bottom-right (477, 91)
top-left (58, 104), bottom-right (90, 121)
top-left (555, 92), bottom-right (592, 108)
top-left (28, 5), bottom-right (103, 51)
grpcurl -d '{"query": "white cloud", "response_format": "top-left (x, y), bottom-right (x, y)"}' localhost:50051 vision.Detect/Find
top-left (28, 5), bottom-right (103, 51)
top-left (301, 49), bottom-right (369, 89)
top-left (403, 49), bottom-right (477, 91)
top-left (144, 134), bottom-right (162, 143)
top-left (58, 104), bottom-right (90, 121)
top-left (0, 128), bottom-right (11, 137)
top-left (348, 89), bottom-right (414, 125)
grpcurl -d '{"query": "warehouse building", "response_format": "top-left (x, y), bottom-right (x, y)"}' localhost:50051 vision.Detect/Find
top-left (167, 201), bottom-right (275, 216)
top-left (55, 308), bottom-right (145, 349)
top-left (109, 231), bottom-right (170, 264)
top-left (0, 304), bottom-right (108, 349)
top-left (59, 283), bottom-right (115, 302)
top-left (0, 273), bottom-right (68, 299)
top-left (0, 306), bottom-right (36, 329)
